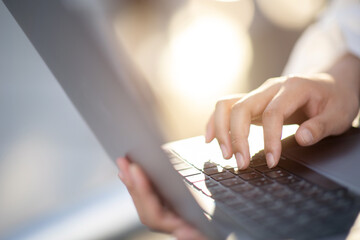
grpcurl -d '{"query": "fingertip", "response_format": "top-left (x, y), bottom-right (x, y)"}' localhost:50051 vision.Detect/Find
top-left (205, 132), bottom-right (214, 143)
top-left (266, 152), bottom-right (276, 168)
top-left (220, 144), bottom-right (231, 159)
top-left (296, 127), bottom-right (314, 146)
top-left (235, 152), bottom-right (248, 170)
top-left (205, 114), bottom-right (215, 143)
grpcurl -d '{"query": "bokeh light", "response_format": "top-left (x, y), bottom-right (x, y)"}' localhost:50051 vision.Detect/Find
top-left (113, 0), bottom-right (254, 139)
top-left (161, 14), bottom-right (252, 99)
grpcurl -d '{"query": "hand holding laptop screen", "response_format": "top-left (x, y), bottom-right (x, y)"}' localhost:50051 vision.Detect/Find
top-left (116, 157), bottom-right (206, 240)
top-left (118, 52), bottom-right (360, 239)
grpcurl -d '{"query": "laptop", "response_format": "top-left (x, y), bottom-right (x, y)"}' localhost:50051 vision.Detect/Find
top-left (5, 0), bottom-right (360, 239)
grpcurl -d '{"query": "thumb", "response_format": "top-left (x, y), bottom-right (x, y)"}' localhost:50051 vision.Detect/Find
top-left (295, 114), bottom-right (330, 146)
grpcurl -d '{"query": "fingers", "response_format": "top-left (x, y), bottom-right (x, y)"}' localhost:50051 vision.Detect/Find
top-left (262, 81), bottom-right (309, 168)
top-left (116, 157), bottom-right (133, 188)
top-left (213, 96), bottom-right (242, 159)
top-left (295, 102), bottom-right (349, 146)
top-left (129, 164), bottom-right (184, 232)
top-left (116, 158), bottom-right (187, 233)
top-left (205, 113), bottom-right (215, 143)
top-left (296, 116), bottom-right (325, 146)
top-left (229, 103), bottom-right (251, 169)
top-left (230, 82), bottom-right (282, 169)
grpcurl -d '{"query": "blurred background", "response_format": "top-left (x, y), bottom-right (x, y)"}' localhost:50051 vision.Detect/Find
top-left (0, 0), bottom-right (326, 239)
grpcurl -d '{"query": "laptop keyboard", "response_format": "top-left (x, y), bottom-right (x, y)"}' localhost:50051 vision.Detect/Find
top-left (168, 150), bottom-right (360, 240)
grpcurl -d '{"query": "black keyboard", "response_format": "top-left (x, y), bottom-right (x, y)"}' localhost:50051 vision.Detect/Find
top-left (168, 150), bottom-right (360, 240)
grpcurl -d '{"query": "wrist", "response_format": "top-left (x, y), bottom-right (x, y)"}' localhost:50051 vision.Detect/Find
top-left (327, 53), bottom-right (360, 102)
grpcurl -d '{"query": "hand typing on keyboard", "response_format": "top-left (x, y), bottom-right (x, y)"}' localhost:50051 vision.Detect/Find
top-left (116, 54), bottom-right (360, 240)
top-left (205, 53), bottom-right (360, 170)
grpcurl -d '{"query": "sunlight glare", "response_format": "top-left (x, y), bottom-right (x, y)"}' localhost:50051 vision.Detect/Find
top-left (161, 14), bottom-right (252, 99)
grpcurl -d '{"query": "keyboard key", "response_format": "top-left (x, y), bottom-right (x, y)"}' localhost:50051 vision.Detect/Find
top-left (194, 181), bottom-right (225, 196)
top-left (242, 190), bottom-right (263, 199)
top-left (286, 193), bottom-right (306, 204)
top-left (298, 200), bottom-right (319, 211)
top-left (242, 208), bottom-right (267, 220)
top-left (276, 175), bottom-right (301, 185)
top-left (231, 183), bottom-right (256, 193)
top-left (192, 179), bottom-right (218, 191)
top-left (229, 167), bottom-right (253, 175)
top-left (207, 185), bottom-right (227, 196)
top-left (253, 195), bottom-right (274, 205)
top-left (302, 186), bottom-right (323, 197)
top-left (271, 189), bottom-right (293, 200)
top-left (330, 197), bottom-right (353, 211)
top-left (227, 200), bottom-right (251, 212)
top-left (173, 162), bottom-right (192, 171)
top-left (249, 158), bottom-right (267, 167)
top-left (203, 166), bottom-right (224, 175)
top-left (238, 171), bottom-right (262, 181)
top-left (212, 191), bottom-right (237, 201)
top-left (169, 157), bottom-right (183, 165)
top-left (265, 169), bottom-right (290, 179)
top-left (178, 168), bottom-right (201, 177)
top-left (249, 177), bottom-right (273, 187)
top-left (255, 165), bottom-right (281, 173)
top-left (211, 171), bottom-right (235, 181)
top-left (202, 162), bottom-right (218, 169)
top-left (288, 181), bottom-right (312, 192)
top-left (220, 177), bottom-right (245, 187)
top-left (185, 173), bottom-right (209, 183)
top-left (262, 183), bottom-right (287, 193)
top-left (205, 179), bottom-right (218, 187)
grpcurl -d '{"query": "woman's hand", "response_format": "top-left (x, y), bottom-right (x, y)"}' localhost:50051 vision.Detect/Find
top-left (205, 53), bottom-right (360, 170)
top-left (116, 157), bottom-right (207, 240)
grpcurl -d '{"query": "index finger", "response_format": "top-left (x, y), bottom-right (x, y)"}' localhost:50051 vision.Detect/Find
top-left (262, 81), bottom-right (310, 168)
top-left (230, 81), bottom-right (282, 169)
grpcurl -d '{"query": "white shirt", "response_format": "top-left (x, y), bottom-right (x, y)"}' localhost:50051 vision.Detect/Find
top-left (283, 0), bottom-right (360, 75)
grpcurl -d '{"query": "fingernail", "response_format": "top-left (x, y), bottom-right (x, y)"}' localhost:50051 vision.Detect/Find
top-left (266, 152), bottom-right (275, 168)
top-left (299, 128), bottom-right (313, 145)
top-left (220, 144), bottom-right (228, 158)
top-left (235, 152), bottom-right (245, 169)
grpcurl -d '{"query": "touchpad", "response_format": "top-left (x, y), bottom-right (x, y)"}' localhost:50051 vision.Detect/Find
top-left (282, 128), bottom-right (360, 195)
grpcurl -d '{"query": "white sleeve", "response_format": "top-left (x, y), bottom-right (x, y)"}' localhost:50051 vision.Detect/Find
top-left (283, 0), bottom-right (360, 75)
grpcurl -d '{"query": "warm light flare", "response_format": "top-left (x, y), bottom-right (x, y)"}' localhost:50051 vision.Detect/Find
top-left (161, 15), bottom-right (252, 99)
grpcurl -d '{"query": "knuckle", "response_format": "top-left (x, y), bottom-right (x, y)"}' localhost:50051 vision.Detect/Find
top-left (215, 99), bottom-right (229, 110)
top-left (231, 101), bottom-right (247, 113)
top-left (284, 76), bottom-right (304, 88)
top-left (264, 77), bottom-right (279, 85)
top-left (231, 134), bottom-right (245, 146)
top-left (262, 107), bottom-right (279, 120)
